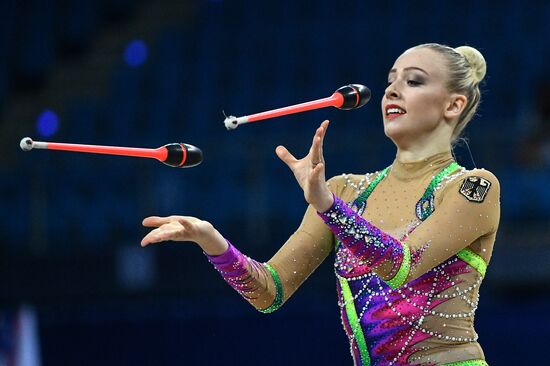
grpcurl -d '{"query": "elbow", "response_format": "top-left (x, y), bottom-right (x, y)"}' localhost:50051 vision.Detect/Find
top-left (256, 263), bottom-right (285, 313)
top-left (256, 295), bottom-right (284, 314)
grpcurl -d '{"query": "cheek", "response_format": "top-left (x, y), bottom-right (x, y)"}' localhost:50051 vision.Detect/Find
top-left (401, 94), bottom-right (446, 132)
top-left (410, 92), bottom-right (446, 117)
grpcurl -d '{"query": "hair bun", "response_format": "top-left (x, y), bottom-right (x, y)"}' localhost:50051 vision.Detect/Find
top-left (454, 46), bottom-right (487, 84)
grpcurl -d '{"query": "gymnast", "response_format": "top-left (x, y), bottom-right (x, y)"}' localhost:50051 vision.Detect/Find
top-left (141, 43), bottom-right (499, 366)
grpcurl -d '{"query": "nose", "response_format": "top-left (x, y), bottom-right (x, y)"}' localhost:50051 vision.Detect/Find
top-left (385, 82), bottom-right (400, 100)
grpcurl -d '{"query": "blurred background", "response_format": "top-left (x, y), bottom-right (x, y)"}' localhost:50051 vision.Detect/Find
top-left (0, 0), bottom-right (549, 364)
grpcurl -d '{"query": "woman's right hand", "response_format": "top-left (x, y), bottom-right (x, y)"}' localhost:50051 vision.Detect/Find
top-left (141, 216), bottom-right (228, 255)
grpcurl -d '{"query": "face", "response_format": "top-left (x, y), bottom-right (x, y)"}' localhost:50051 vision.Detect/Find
top-left (381, 47), bottom-right (453, 145)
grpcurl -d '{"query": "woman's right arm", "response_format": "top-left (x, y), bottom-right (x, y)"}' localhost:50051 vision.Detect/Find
top-left (140, 216), bottom-right (282, 310)
top-left (141, 120), bottom-right (344, 312)
top-left (208, 204), bottom-right (335, 313)
top-left (140, 198), bottom-right (337, 313)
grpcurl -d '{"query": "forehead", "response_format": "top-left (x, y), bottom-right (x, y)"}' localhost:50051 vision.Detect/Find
top-left (390, 47), bottom-right (447, 77)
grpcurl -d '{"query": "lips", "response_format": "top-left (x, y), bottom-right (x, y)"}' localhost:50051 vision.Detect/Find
top-left (385, 104), bottom-right (406, 120)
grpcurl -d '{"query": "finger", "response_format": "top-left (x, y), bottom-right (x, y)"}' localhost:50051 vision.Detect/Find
top-left (141, 235), bottom-right (158, 247)
top-left (317, 120), bottom-right (330, 161)
top-left (311, 125), bottom-right (323, 147)
top-left (309, 133), bottom-right (321, 165)
top-left (276, 145), bottom-right (298, 167)
top-left (310, 162), bottom-right (326, 183)
top-left (141, 226), bottom-right (182, 246)
top-left (310, 134), bottom-right (323, 165)
top-left (154, 228), bottom-right (182, 242)
top-left (142, 216), bottom-right (171, 227)
top-left (313, 120), bottom-right (330, 141)
top-left (320, 119), bottom-right (330, 134)
top-left (309, 121), bottom-right (329, 163)
top-left (178, 218), bottom-right (195, 232)
top-left (141, 227), bottom-right (164, 246)
top-left (142, 234), bottom-right (165, 247)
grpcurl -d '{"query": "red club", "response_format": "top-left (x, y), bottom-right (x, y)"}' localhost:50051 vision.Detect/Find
top-left (19, 137), bottom-right (203, 168)
top-left (223, 84), bottom-right (371, 130)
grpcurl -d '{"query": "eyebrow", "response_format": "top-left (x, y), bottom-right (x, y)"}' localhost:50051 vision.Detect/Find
top-left (388, 67), bottom-right (429, 76)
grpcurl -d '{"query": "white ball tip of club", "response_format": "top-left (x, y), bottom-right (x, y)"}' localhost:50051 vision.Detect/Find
top-left (20, 137), bottom-right (33, 151)
top-left (224, 115), bottom-right (239, 130)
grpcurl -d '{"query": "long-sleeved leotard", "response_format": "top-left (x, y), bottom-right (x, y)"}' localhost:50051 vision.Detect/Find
top-left (206, 151), bottom-right (500, 366)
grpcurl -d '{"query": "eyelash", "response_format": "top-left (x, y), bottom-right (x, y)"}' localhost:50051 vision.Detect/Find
top-left (386, 80), bottom-right (423, 87)
top-left (407, 80), bottom-right (422, 86)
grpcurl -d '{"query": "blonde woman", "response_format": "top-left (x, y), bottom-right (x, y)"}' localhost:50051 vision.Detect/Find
top-left (142, 43), bottom-right (499, 366)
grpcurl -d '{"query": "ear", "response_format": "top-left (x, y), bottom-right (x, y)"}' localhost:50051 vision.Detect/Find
top-left (444, 94), bottom-right (467, 121)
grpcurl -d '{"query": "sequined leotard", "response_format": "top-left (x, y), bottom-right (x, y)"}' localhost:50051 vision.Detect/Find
top-left (206, 151), bottom-right (500, 366)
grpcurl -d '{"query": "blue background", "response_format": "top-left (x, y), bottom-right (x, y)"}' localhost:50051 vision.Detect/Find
top-left (1, 0), bottom-right (549, 364)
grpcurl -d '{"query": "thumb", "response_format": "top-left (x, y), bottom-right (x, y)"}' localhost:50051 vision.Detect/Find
top-left (178, 218), bottom-right (194, 231)
top-left (275, 145), bottom-right (297, 167)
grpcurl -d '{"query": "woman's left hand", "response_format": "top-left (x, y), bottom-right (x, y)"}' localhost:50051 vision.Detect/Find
top-left (276, 120), bottom-right (334, 212)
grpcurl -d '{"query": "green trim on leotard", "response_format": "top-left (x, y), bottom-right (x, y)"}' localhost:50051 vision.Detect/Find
top-left (456, 248), bottom-right (487, 278)
top-left (338, 276), bottom-right (371, 365)
top-left (442, 359), bottom-right (488, 366)
top-left (354, 167), bottom-right (390, 208)
top-left (258, 263), bottom-right (284, 314)
top-left (385, 242), bottom-right (411, 289)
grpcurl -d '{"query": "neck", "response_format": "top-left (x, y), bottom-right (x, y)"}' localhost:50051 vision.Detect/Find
top-left (396, 143), bottom-right (451, 163)
top-left (394, 132), bottom-right (452, 163)
top-left (390, 149), bottom-right (455, 181)
top-left (390, 121), bottom-right (454, 162)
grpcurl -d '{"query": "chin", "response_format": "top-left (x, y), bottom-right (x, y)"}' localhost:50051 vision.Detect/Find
top-left (383, 123), bottom-right (414, 147)
top-left (383, 122), bottom-right (407, 139)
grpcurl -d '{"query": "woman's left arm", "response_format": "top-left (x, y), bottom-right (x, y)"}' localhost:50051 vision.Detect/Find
top-left (317, 169), bottom-right (500, 287)
top-left (278, 122), bottom-right (500, 288)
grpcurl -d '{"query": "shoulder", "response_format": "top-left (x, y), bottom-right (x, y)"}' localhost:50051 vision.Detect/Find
top-left (442, 167), bottom-right (500, 204)
top-left (436, 167), bottom-right (501, 233)
top-left (461, 168), bottom-right (500, 192)
top-left (463, 168), bottom-right (499, 183)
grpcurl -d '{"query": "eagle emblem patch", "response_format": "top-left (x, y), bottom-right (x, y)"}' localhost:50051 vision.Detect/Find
top-left (459, 176), bottom-right (491, 203)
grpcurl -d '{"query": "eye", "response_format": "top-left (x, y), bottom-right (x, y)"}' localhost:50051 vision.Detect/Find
top-left (407, 80), bottom-right (423, 86)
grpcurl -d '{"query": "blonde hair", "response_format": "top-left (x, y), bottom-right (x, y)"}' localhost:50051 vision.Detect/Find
top-left (410, 43), bottom-right (487, 141)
